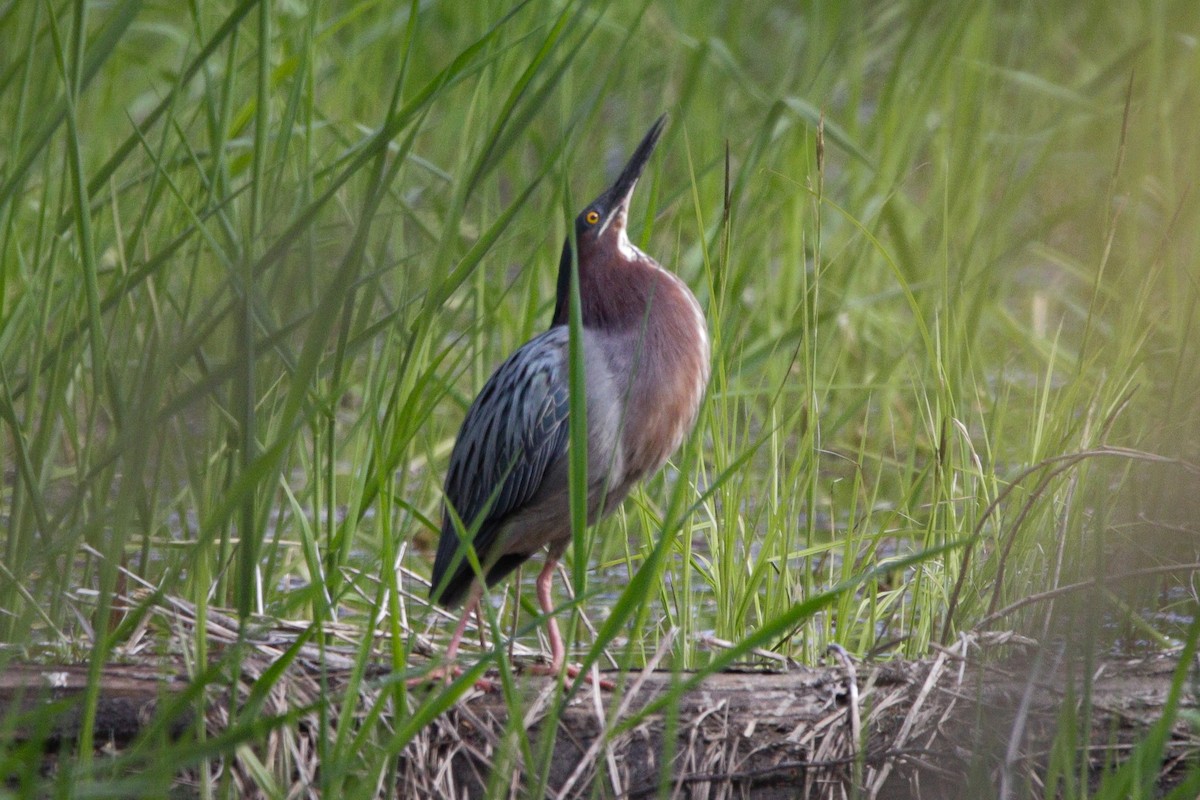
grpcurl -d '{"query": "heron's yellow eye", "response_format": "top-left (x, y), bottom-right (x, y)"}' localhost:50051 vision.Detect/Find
top-left (585, 210), bottom-right (600, 225)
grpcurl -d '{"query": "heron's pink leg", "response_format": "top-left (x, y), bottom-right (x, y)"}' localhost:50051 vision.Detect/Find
top-left (527, 558), bottom-right (613, 690)
top-left (409, 584), bottom-right (496, 690)
top-left (536, 557), bottom-right (565, 672)
top-left (443, 588), bottom-right (479, 666)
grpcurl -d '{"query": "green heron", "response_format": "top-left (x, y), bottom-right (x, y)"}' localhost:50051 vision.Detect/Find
top-left (427, 115), bottom-right (709, 680)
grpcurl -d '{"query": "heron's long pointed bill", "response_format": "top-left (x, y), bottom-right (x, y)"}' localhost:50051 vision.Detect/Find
top-left (597, 114), bottom-right (667, 235)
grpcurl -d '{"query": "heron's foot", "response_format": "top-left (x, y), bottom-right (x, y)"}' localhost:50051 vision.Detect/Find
top-left (406, 664), bottom-right (499, 692)
top-left (525, 661), bottom-right (616, 691)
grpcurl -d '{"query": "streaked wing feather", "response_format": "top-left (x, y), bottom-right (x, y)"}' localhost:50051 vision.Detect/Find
top-left (430, 328), bottom-right (570, 604)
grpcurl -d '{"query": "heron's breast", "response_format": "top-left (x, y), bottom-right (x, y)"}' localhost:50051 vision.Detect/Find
top-left (617, 270), bottom-right (710, 482)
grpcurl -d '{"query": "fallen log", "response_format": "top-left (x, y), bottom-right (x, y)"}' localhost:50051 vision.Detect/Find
top-left (402, 641), bottom-right (1199, 798)
top-left (1, 637), bottom-right (1196, 798)
top-left (0, 662), bottom-right (193, 747)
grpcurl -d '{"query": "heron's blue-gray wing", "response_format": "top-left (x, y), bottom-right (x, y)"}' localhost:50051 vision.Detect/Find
top-left (429, 327), bottom-right (570, 606)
